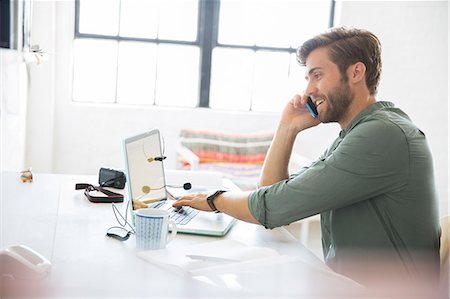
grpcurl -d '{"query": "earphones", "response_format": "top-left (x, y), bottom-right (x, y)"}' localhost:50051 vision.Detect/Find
top-left (106, 226), bottom-right (133, 241)
top-left (166, 183), bottom-right (192, 190)
top-left (146, 156), bottom-right (167, 163)
top-left (139, 182), bottom-right (192, 197)
top-left (106, 200), bottom-right (135, 241)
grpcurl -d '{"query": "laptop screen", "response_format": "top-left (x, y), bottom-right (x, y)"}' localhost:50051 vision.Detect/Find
top-left (123, 129), bottom-right (167, 209)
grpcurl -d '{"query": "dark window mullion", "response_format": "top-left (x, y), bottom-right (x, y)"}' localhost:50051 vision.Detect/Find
top-left (75, 33), bottom-right (199, 47)
top-left (215, 43), bottom-right (296, 54)
top-left (329, 0), bottom-right (336, 27)
top-left (113, 1), bottom-right (123, 104)
top-left (74, 0), bottom-right (80, 37)
top-left (197, 0), bottom-right (219, 108)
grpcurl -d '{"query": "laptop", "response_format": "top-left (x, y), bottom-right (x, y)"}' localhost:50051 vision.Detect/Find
top-left (123, 129), bottom-right (236, 237)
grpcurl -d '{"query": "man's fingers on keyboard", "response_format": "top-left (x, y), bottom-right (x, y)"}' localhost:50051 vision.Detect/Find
top-left (173, 199), bottom-right (189, 207)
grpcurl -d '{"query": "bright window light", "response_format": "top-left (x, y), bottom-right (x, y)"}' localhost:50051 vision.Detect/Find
top-left (117, 41), bottom-right (157, 105)
top-left (79, 0), bottom-right (120, 36)
top-left (155, 44), bottom-right (200, 107)
top-left (73, 39), bottom-right (118, 103)
top-left (210, 48), bottom-right (254, 111)
top-left (251, 51), bottom-right (291, 112)
top-left (218, 0), bottom-right (256, 46)
top-left (120, 0), bottom-right (159, 39)
top-left (218, 0), bottom-right (330, 48)
top-left (158, 0), bottom-right (198, 41)
top-left (73, 0), bottom-right (332, 111)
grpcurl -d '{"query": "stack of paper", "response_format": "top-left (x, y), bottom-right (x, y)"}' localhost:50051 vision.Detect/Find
top-left (137, 239), bottom-right (363, 296)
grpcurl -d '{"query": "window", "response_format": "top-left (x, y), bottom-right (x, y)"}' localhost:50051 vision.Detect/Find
top-left (73, 0), bottom-right (334, 112)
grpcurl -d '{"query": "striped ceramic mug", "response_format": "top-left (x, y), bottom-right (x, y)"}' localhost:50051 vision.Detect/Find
top-left (135, 208), bottom-right (177, 250)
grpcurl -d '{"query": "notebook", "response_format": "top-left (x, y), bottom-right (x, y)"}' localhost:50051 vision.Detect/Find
top-left (123, 129), bottom-right (235, 236)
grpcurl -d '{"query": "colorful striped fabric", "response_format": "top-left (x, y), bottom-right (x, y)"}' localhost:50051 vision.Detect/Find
top-left (179, 129), bottom-right (274, 190)
top-left (179, 129), bottom-right (273, 164)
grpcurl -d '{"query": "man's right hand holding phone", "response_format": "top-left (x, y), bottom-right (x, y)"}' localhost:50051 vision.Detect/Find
top-left (280, 94), bottom-right (321, 134)
top-left (259, 94), bottom-right (321, 186)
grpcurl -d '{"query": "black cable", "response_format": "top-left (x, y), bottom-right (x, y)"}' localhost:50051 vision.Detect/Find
top-left (106, 200), bottom-right (135, 241)
top-left (111, 200), bottom-right (135, 233)
top-left (106, 226), bottom-right (133, 241)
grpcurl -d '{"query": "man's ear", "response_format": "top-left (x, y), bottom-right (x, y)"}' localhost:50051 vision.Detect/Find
top-left (347, 62), bottom-right (366, 83)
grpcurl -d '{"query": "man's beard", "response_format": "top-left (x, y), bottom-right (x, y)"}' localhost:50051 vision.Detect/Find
top-left (318, 79), bottom-right (353, 124)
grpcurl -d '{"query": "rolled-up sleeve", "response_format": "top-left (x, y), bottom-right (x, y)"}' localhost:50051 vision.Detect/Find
top-left (248, 119), bottom-right (409, 229)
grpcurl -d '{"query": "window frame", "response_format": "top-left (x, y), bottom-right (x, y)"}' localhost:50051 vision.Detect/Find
top-left (74, 0), bottom-right (335, 108)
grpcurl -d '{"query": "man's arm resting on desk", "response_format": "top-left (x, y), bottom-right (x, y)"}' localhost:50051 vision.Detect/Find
top-left (172, 191), bottom-right (259, 224)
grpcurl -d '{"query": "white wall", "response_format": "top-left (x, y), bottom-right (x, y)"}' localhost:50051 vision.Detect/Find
top-left (24, 1), bottom-right (448, 214)
top-left (0, 49), bottom-right (28, 171)
top-left (25, 0), bottom-right (56, 173)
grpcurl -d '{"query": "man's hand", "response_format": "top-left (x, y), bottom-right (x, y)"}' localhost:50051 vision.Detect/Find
top-left (259, 94), bottom-right (320, 186)
top-left (280, 94), bottom-right (321, 133)
top-left (172, 193), bottom-right (213, 212)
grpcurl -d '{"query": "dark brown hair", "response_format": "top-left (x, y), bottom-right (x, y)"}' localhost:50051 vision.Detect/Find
top-left (297, 27), bottom-right (382, 95)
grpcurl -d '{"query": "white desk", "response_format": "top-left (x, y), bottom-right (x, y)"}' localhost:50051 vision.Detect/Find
top-left (1, 171), bottom-right (362, 297)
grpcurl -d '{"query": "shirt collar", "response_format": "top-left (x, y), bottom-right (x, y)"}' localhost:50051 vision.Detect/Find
top-left (339, 101), bottom-right (395, 138)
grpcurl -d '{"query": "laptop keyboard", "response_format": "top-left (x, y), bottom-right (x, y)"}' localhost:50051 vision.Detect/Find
top-left (150, 201), bottom-right (199, 225)
top-left (168, 206), bottom-right (199, 225)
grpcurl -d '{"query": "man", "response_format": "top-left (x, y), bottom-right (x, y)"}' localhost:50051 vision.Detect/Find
top-left (173, 27), bottom-right (440, 287)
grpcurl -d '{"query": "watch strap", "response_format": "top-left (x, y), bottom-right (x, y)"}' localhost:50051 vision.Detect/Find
top-left (206, 190), bottom-right (226, 213)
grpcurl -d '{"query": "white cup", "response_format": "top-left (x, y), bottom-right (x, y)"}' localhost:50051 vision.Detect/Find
top-left (134, 208), bottom-right (177, 250)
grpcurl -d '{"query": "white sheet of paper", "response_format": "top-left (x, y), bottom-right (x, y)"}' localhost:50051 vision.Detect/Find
top-left (189, 255), bottom-right (364, 296)
top-left (136, 239), bottom-right (279, 272)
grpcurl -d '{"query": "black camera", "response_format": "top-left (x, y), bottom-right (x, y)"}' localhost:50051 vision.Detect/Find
top-left (99, 168), bottom-right (126, 189)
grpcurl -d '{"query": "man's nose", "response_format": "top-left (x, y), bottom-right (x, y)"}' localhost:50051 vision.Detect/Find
top-left (305, 82), bottom-right (318, 97)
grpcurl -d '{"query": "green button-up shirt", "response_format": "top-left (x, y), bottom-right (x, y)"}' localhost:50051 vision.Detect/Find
top-left (248, 101), bottom-right (440, 283)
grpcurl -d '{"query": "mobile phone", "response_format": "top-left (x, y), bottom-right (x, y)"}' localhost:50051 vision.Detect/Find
top-left (306, 96), bottom-right (318, 118)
